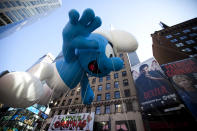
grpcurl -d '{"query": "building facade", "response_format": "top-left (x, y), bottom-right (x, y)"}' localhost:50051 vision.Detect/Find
top-left (151, 17), bottom-right (197, 65)
top-left (0, 0), bottom-right (62, 39)
top-left (42, 52), bottom-right (145, 131)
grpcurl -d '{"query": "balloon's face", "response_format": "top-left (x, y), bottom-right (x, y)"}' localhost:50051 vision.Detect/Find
top-left (78, 34), bottom-right (123, 77)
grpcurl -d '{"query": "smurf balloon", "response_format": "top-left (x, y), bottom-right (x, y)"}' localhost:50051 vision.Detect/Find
top-left (0, 8), bottom-right (138, 108)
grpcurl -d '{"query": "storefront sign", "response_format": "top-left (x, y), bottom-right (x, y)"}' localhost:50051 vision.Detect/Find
top-left (48, 112), bottom-right (94, 131)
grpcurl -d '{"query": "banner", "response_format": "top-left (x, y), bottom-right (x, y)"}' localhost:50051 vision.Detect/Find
top-left (48, 112), bottom-right (95, 131)
top-left (161, 58), bottom-right (197, 119)
top-left (131, 58), bottom-right (179, 112)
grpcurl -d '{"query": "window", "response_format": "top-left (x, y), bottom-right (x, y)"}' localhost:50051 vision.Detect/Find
top-left (0, 3), bottom-right (5, 9)
top-left (105, 93), bottom-right (110, 100)
top-left (5, 12), bottom-right (17, 22)
top-left (16, 1), bottom-right (22, 6)
top-left (114, 81), bottom-right (119, 88)
top-left (122, 71), bottom-right (127, 77)
top-left (106, 75), bottom-right (110, 80)
top-left (64, 110), bottom-right (68, 114)
top-left (68, 99), bottom-right (72, 105)
top-left (4, 2), bottom-right (12, 8)
top-left (97, 94), bottom-right (101, 101)
top-left (189, 33), bottom-right (197, 37)
top-left (189, 54), bottom-right (197, 58)
top-left (185, 40), bottom-right (195, 45)
top-left (192, 26), bottom-right (197, 30)
top-left (92, 78), bottom-right (96, 84)
top-left (105, 105), bottom-right (110, 114)
top-left (95, 106), bottom-right (101, 114)
top-left (124, 89), bottom-right (130, 97)
top-left (173, 32), bottom-right (180, 36)
top-left (106, 83), bottom-right (110, 90)
top-left (114, 91), bottom-right (120, 99)
top-left (0, 13), bottom-right (11, 24)
top-left (179, 36), bottom-right (187, 40)
top-left (71, 90), bottom-right (75, 96)
top-left (181, 48), bottom-right (192, 52)
top-left (17, 9), bottom-right (26, 19)
top-left (114, 73), bottom-right (118, 79)
top-left (193, 46), bottom-right (197, 50)
top-left (58, 110), bottom-right (62, 115)
top-left (175, 43), bottom-right (184, 47)
top-left (9, 1), bottom-right (17, 7)
top-left (79, 108), bottom-right (83, 113)
top-left (165, 35), bottom-right (172, 39)
top-left (126, 102), bottom-right (133, 111)
top-left (50, 111), bottom-right (55, 117)
top-left (86, 106), bottom-right (91, 113)
top-left (77, 90), bottom-right (80, 95)
top-left (11, 10), bottom-right (22, 20)
top-left (61, 100), bottom-right (66, 106)
top-left (98, 85), bottom-right (102, 91)
top-left (74, 98), bottom-right (78, 104)
top-left (170, 39), bottom-right (177, 43)
top-left (115, 104), bottom-right (122, 112)
top-left (183, 29), bottom-right (190, 33)
top-left (123, 79), bottom-right (129, 86)
top-left (99, 77), bottom-right (103, 82)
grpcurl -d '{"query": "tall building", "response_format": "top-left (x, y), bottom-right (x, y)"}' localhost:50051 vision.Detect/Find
top-left (0, 0), bottom-right (62, 39)
top-left (128, 51), bottom-right (140, 67)
top-left (42, 52), bottom-right (145, 131)
top-left (151, 17), bottom-right (197, 65)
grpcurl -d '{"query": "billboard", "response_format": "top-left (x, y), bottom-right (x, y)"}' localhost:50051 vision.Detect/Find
top-left (48, 112), bottom-right (95, 131)
top-left (131, 58), bottom-right (179, 112)
top-left (161, 58), bottom-right (197, 119)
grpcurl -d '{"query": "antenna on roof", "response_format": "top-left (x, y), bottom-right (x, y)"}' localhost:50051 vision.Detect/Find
top-left (159, 21), bottom-right (169, 29)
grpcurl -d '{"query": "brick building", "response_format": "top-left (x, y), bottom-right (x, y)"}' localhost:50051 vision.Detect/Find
top-left (152, 17), bottom-right (197, 65)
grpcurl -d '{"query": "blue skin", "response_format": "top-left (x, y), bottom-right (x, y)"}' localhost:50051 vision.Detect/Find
top-left (56, 9), bottom-right (123, 104)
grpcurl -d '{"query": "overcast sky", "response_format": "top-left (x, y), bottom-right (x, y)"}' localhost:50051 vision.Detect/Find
top-left (0, 0), bottom-right (196, 72)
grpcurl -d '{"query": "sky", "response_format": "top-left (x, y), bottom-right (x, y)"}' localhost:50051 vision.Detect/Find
top-left (0, 0), bottom-right (197, 72)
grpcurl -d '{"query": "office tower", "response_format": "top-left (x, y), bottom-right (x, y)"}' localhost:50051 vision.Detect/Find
top-left (151, 18), bottom-right (197, 65)
top-left (42, 52), bottom-right (144, 131)
top-left (128, 51), bottom-right (140, 67)
top-left (0, 0), bottom-right (62, 38)
top-left (27, 52), bottom-right (55, 71)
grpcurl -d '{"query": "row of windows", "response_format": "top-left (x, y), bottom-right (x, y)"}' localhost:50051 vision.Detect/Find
top-left (96, 80), bottom-right (129, 91)
top-left (51, 102), bottom-right (133, 117)
top-left (174, 40), bottom-right (196, 47)
top-left (92, 71), bottom-right (127, 84)
top-left (97, 89), bottom-right (131, 101)
top-left (165, 26), bottom-right (197, 39)
top-left (60, 89), bottom-right (131, 106)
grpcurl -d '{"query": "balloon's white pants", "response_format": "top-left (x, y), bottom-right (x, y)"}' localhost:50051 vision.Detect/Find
top-left (0, 63), bottom-right (69, 108)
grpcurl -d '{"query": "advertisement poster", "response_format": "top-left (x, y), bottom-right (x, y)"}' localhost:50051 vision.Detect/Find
top-left (161, 58), bottom-right (197, 119)
top-left (48, 112), bottom-right (95, 131)
top-left (132, 58), bottom-right (178, 112)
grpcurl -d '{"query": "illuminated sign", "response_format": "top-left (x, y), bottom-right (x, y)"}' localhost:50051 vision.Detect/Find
top-left (48, 112), bottom-right (94, 131)
top-left (11, 115), bottom-right (33, 126)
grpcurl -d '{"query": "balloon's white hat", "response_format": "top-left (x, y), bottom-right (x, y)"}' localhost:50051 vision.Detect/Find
top-left (94, 29), bottom-right (138, 56)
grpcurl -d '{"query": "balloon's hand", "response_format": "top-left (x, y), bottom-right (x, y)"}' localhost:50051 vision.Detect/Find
top-left (62, 8), bottom-right (102, 50)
